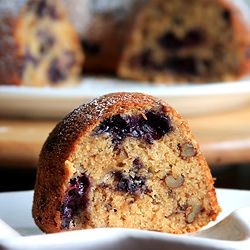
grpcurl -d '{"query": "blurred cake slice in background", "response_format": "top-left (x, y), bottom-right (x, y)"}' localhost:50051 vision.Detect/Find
top-left (1, 0), bottom-right (250, 86)
top-left (15, 0), bottom-right (84, 87)
top-left (118, 0), bottom-right (250, 83)
top-left (0, 0), bottom-right (26, 86)
top-left (67, 0), bottom-right (146, 74)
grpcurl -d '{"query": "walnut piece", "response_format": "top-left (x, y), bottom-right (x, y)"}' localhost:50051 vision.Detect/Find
top-left (180, 142), bottom-right (197, 159)
top-left (186, 204), bottom-right (201, 223)
top-left (165, 175), bottom-right (184, 189)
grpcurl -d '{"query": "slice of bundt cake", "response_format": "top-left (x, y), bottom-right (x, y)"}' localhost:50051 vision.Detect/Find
top-left (118, 0), bottom-right (250, 83)
top-left (33, 92), bottom-right (221, 233)
top-left (15, 0), bottom-right (84, 86)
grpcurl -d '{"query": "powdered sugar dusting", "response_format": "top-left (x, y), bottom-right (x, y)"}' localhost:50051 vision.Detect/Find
top-left (42, 93), bottom-right (166, 165)
top-left (68, 92), bottom-right (158, 128)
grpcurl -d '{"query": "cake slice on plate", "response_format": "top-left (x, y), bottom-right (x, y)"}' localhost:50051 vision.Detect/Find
top-left (33, 92), bottom-right (221, 233)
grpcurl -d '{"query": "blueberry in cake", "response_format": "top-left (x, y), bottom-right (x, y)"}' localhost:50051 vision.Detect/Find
top-left (15, 0), bottom-right (84, 86)
top-left (118, 0), bottom-right (250, 82)
top-left (33, 92), bottom-right (221, 233)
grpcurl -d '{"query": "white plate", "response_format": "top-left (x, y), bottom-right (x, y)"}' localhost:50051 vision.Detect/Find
top-left (0, 188), bottom-right (250, 249)
top-left (0, 78), bottom-right (250, 119)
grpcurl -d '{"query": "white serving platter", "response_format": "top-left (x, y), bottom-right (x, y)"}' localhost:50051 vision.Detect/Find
top-left (0, 78), bottom-right (250, 119)
top-left (0, 188), bottom-right (250, 249)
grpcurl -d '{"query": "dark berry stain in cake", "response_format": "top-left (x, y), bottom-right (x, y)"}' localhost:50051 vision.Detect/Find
top-left (93, 111), bottom-right (172, 147)
top-left (61, 174), bottom-right (90, 229)
top-left (115, 171), bottom-right (147, 194)
top-left (64, 51), bottom-right (77, 69)
top-left (81, 40), bottom-right (101, 55)
top-left (115, 158), bottom-right (151, 194)
top-left (48, 58), bottom-right (66, 83)
top-left (137, 49), bottom-right (154, 68)
top-left (158, 29), bottom-right (204, 50)
top-left (37, 31), bottom-right (55, 55)
top-left (28, 0), bottom-right (59, 19)
top-left (24, 49), bottom-right (39, 66)
top-left (165, 57), bottom-right (199, 75)
top-left (222, 9), bottom-right (231, 23)
top-left (133, 157), bottom-right (144, 170)
top-left (130, 49), bottom-right (159, 70)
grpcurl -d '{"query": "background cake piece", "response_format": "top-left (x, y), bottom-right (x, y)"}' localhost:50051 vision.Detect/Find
top-left (118, 0), bottom-right (250, 83)
top-left (62, 0), bottom-right (146, 74)
top-left (15, 0), bottom-right (84, 87)
top-left (0, 0), bottom-right (26, 85)
top-left (33, 92), bottom-right (221, 233)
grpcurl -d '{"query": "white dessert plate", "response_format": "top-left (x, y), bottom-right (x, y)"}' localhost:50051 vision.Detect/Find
top-left (0, 77), bottom-right (250, 119)
top-left (0, 188), bottom-right (250, 249)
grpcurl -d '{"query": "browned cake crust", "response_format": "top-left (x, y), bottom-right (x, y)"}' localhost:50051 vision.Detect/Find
top-left (33, 92), bottom-right (220, 234)
top-left (118, 0), bottom-right (250, 83)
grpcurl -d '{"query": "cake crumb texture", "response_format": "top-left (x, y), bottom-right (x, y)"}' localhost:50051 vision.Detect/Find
top-left (33, 92), bottom-right (221, 233)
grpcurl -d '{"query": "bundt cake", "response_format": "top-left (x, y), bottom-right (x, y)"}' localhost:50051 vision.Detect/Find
top-left (118, 0), bottom-right (250, 82)
top-left (33, 92), bottom-right (221, 234)
top-left (15, 0), bottom-right (84, 86)
top-left (2, 0), bottom-right (249, 85)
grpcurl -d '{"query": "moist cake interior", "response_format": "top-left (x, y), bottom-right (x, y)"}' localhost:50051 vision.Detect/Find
top-left (61, 105), bottom-right (217, 233)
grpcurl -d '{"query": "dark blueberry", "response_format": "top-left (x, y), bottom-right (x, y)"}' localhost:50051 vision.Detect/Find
top-left (145, 111), bottom-right (172, 141)
top-left (184, 29), bottom-right (204, 47)
top-left (133, 157), bottom-right (144, 171)
top-left (64, 51), bottom-right (77, 69)
top-left (158, 29), bottom-right (204, 50)
top-left (165, 57), bottom-right (212, 75)
top-left (222, 9), bottom-right (231, 23)
top-left (164, 57), bottom-right (198, 75)
top-left (47, 58), bottom-right (66, 83)
top-left (129, 49), bottom-right (160, 69)
top-left (24, 49), bottom-right (39, 66)
top-left (37, 31), bottom-right (55, 55)
top-left (35, 0), bottom-right (48, 17)
top-left (48, 6), bottom-right (59, 19)
top-left (61, 174), bottom-right (90, 229)
top-left (158, 32), bottom-right (183, 50)
top-left (139, 49), bottom-right (154, 68)
top-left (114, 171), bottom-right (147, 194)
top-left (81, 40), bottom-right (101, 55)
top-left (27, 0), bottom-right (59, 19)
top-left (93, 111), bottom-right (172, 147)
